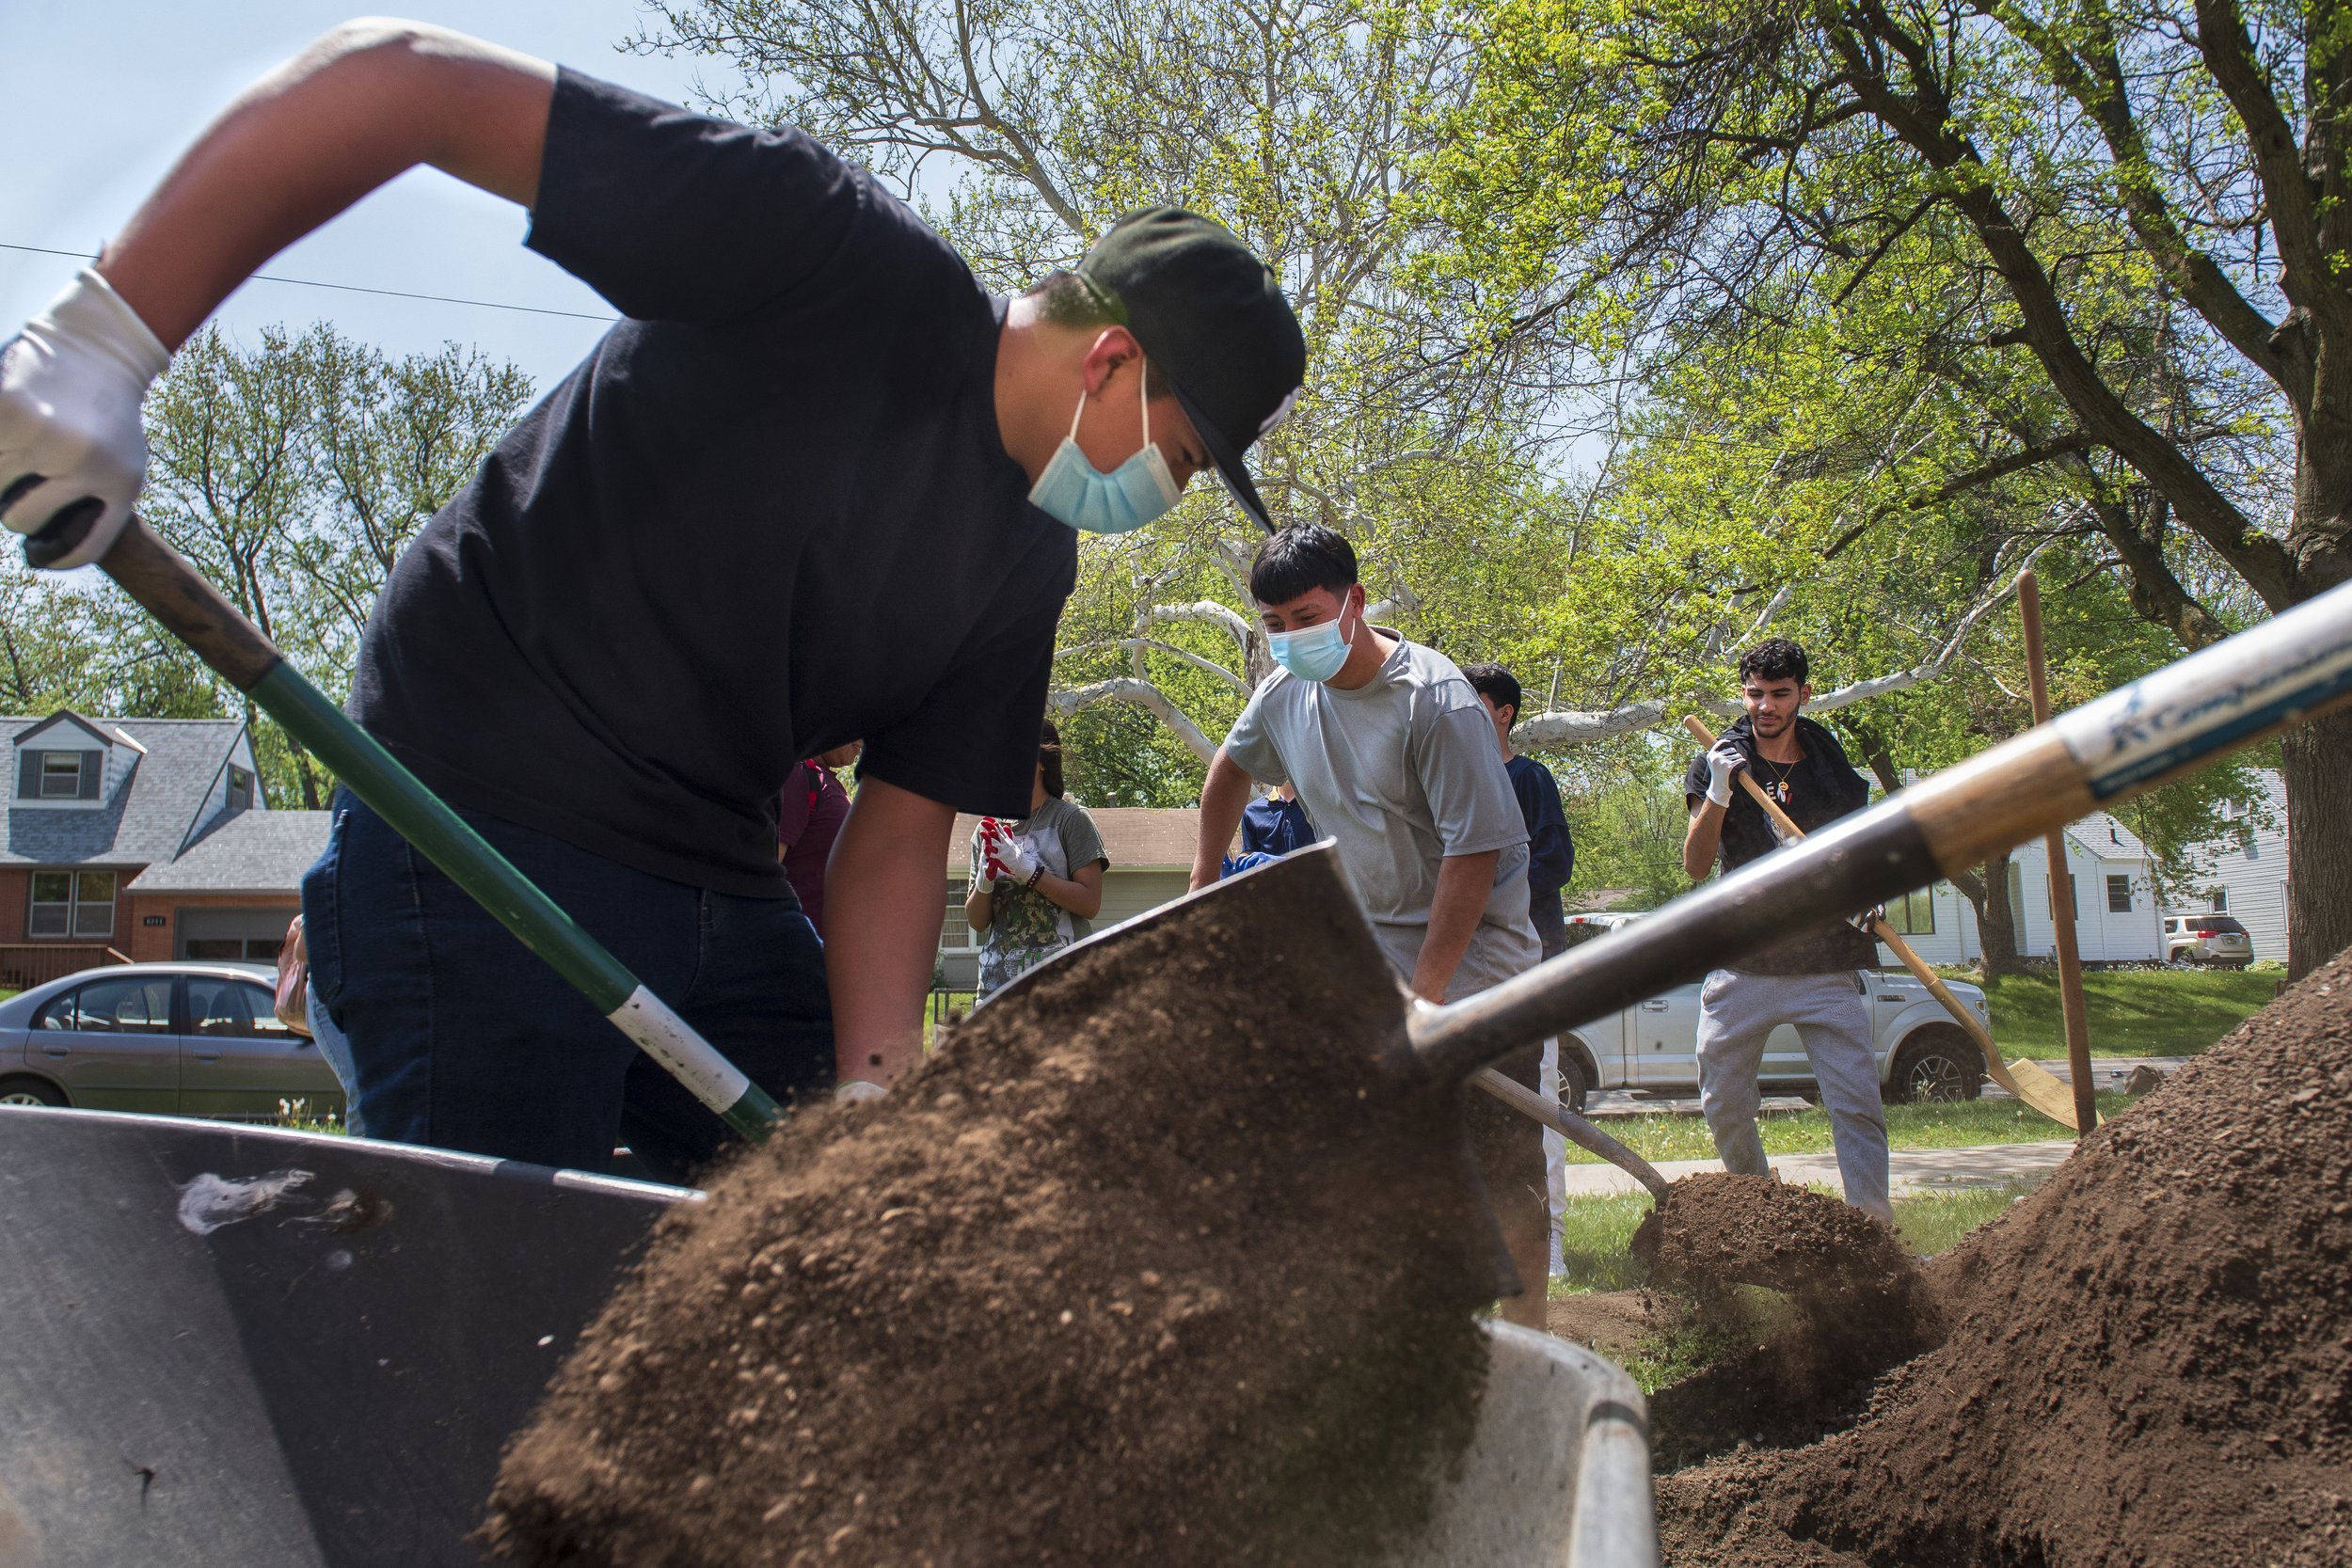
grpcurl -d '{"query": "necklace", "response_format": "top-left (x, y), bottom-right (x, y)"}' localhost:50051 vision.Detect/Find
top-left (1755, 747), bottom-right (1799, 804)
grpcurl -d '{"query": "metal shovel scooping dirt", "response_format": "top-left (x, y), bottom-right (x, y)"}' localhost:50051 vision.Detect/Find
top-left (1000, 572), bottom-right (2352, 1185)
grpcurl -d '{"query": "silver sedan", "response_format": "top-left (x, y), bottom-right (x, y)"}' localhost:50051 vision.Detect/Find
top-left (0, 961), bottom-right (346, 1122)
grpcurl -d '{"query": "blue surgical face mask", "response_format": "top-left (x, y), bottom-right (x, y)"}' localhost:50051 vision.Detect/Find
top-left (1266, 605), bottom-right (1355, 683)
top-left (1027, 368), bottom-right (1182, 534)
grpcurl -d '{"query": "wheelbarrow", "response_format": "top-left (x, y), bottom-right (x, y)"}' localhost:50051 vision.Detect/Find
top-left (0, 1107), bottom-right (1657, 1568)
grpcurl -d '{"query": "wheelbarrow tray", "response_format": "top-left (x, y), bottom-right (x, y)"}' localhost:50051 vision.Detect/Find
top-left (0, 1110), bottom-right (1654, 1567)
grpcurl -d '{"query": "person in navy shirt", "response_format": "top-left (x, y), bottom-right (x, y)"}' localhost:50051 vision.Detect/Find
top-left (1241, 784), bottom-right (1315, 856)
top-left (1463, 665), bottom-right (1573, 955)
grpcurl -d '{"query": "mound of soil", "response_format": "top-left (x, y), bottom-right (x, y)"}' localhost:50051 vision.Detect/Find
top-left (1633, 1175), bottom-right (1938, 1468)
top-left (485, 870), bottom-right (1507, 1568)
top-left (1661, 951), bottom-right (2352, 1567)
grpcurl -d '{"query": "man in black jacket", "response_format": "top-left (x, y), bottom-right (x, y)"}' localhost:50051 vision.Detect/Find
top-left (1682, 639), bottom-right (1891, 1222)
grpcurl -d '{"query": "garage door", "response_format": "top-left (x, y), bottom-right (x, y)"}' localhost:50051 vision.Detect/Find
top-left (176, 906), bottom-right (299, 961)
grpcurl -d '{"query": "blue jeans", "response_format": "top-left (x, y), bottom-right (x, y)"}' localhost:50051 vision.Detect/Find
top-left (301, 790), bottom-right (834, 1183)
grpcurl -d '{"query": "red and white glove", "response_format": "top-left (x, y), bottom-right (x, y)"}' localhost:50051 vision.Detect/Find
top-left (992, 834), bottom-right (1040, 886)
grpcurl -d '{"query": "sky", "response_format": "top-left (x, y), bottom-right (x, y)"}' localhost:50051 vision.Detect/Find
top-left (0, 1), bottom-right (726, 390)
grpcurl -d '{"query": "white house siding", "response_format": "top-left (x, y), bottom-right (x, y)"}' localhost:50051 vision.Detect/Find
top-left (1873, 813), bottom-right (2163, 966)
top-left (2167, 770), bottom-right (2290, 962)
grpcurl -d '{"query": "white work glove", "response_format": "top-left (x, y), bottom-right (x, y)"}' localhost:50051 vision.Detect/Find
top-left (0, 270), bottom-right (169, 570)
top-left (1702, 737), bottom-right (1747, 808)
top-left (989, 832), bottom-right (1040, 886)
top-left (834, 1078), bottom-right (887, 1105)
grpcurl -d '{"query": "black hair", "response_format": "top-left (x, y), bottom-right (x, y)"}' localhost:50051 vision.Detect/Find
top-left (1039, 718), bottom-right (1065, 800)
top-left (1022, 271), bottom-right (1171, 397)
top-left (1249, 523), bottom-right (1358, 606)
top-left (1738, 637), bottom-right (1810, 687)
top-left (1458, 662), bottom-right (1522, 721)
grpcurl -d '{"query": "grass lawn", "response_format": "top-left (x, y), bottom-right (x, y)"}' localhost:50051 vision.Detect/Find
top-left (1967, 965), bottom-right (2279, 1057)
top-left (0, 990), bottom-right (14, 1003)
top-left (1562, 1091), bottom-right (2135, 1164)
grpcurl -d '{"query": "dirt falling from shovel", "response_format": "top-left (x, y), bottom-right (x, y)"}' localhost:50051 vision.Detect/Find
top-left (485, 879), bottom-right (1510, 1568)
top-left (1629, 1174), bottom-right (1942, 1468)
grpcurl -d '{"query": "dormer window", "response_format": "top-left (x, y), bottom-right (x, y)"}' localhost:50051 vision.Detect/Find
top-left (17, 748), bottom-right (97, 801)
top-left (227, 766), bottom-right (253, 811)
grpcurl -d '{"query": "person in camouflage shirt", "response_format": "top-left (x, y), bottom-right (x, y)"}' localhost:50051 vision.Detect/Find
top-left (965, 721), bottom-right (1109, 996)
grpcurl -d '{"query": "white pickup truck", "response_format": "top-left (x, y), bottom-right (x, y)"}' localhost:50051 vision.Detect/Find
top-left (1549, 914), bottom-right (1993, 1111)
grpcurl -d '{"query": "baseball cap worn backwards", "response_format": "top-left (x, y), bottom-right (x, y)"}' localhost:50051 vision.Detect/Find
top-left (1075, 206), bottom-right (1306, 533)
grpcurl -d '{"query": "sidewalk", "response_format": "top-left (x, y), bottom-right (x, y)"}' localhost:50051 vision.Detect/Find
top-left (1558, 1138), bottom-right (2079, 1198)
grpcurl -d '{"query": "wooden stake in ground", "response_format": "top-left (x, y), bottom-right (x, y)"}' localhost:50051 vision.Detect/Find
top-left (1682, 714), bottom-right (2088, 1131)
top-left (2017, 569), bottom-right (2101, 1139)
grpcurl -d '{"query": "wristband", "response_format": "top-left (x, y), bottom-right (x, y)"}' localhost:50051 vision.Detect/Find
top-left (1025, 865), bottom-right (1044, 890)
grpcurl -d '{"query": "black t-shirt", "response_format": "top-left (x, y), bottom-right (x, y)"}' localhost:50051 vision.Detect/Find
top-left (347, 71), bottom-right (1075, 897)
top-left (1684, 715), bottom-right (1880, 974)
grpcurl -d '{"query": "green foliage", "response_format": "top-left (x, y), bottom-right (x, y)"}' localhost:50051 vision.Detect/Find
top-left (1549, 739), bottom-right (1692, 909)
top-left (1059, 699), bottom-right (1201, 807)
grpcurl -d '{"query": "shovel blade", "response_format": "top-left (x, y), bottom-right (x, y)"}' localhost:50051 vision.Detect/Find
top-left (988, 843), bottom-right (1418, 1071)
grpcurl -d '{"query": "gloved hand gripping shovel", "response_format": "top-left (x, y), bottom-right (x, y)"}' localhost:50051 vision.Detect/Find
top-left (78, 517), bottom-right (785, 1143)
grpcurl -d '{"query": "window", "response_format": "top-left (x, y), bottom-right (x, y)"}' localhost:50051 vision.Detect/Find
top-left (2106, 874), bottom-right (2133, 913)
top-left (2212, 888), bottom-right (2229, 913)
top-left (226, 766), bottom-right (253, 811)
top-left (185, 937), bottom-right (283, 961)
top-left (51, 974), bottom-right (171, 1034)
top-left (2062, 872), bottom-right (2078, 918)
top-left (1888, 885), bottom-right (1936, 936)
top-left (40, 752), bottom-right (82, 797)
top-left (26, 870), bottom-right (116, 939)
top-left (187, 976), bottom-right (293, 1038)
top-left (941, 879), bottom-right (973, 949)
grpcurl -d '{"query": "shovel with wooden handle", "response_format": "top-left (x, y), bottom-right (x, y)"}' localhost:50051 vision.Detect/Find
top-left (1681, 714), bottom-right (2091, 1131)
top-left (78, 517), bottom-right (787, 1144)
top-left (1002, 575), bottom-right (2352, 1125)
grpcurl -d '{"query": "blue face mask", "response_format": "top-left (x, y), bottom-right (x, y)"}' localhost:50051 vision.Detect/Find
top-left (1027, 369), bottom-right (1182, 534)
top-left (1266, 608), bottom-right (1354, 683)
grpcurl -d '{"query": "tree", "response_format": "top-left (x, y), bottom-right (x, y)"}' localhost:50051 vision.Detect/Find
top-left (1429, 0), bottom-right (2350, 974)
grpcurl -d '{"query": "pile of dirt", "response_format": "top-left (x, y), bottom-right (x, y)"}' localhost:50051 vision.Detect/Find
top-left (1632, 1174), bottom-right (1939, 1467)
top-left (1661, 952), bottom-right (2352, 1567)
top-left (485, 869), bottom-right (1507, 1568)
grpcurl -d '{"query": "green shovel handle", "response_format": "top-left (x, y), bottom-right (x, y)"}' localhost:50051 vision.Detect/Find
top-left (92, 518), bottom-right (783, 1143)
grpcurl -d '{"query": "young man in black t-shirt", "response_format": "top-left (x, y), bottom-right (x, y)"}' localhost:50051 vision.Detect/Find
top-left (1681, 639), bottom-right (1891, 1222)
top-left (0, 23), bottom-right (1305, 1178)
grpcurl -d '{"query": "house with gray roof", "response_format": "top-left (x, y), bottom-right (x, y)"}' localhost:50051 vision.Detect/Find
top-left (2, 710), bottom-right (330, 990)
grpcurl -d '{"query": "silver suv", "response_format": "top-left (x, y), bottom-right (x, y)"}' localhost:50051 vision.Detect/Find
top-left (1552, 913), bottom-right (1992, 1110)
top-left (0, 962), bottom-right (345, 1121)
top-left (2162, 914), bottom-right (2253, 968)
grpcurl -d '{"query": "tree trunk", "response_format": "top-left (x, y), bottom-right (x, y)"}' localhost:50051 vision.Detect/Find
top-left (2280, 709), bottom-right (2352, 978)
top-left (1957, 847), bottom-right (2024, 979)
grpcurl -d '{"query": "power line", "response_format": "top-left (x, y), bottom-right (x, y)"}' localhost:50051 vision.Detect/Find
top-left (0, 240), bottom-right (617, 323)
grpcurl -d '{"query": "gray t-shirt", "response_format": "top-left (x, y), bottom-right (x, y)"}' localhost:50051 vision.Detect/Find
top-left (968, 796), bottom-right (1109, 951)
top-left (1222, 632), bottom-right (1538, 998)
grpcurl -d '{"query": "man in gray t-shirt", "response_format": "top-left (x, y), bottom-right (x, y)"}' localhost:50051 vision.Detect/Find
top-left (1189, 524), bottom-right (1547, 1325)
